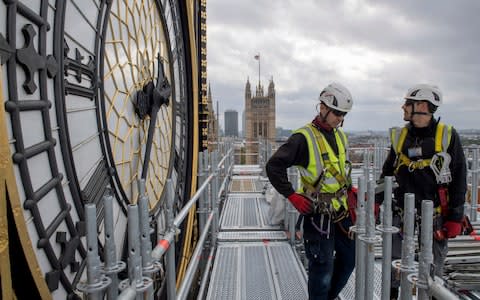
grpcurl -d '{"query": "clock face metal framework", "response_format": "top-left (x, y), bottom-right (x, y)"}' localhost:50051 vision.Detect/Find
top-left (1, 0), bottom-right (193, 298)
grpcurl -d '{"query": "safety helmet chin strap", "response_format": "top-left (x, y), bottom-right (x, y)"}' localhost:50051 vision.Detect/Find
top-left (318, 104), bottom-right (345, 128)
top-left (313, 113), bottom-right (333, 131)
top-left (319, 109), bottom-right (330, 122)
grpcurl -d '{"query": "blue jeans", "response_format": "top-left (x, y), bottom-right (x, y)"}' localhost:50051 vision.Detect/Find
top-left (304, 217), bottom-right (356, 300)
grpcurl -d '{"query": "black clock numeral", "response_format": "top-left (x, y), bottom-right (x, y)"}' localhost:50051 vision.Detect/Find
top-left (64, 41), bottom-right (96, 100)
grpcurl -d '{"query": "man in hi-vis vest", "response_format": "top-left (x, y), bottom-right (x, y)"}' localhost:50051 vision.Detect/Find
top-left (380, 84), bottom-right (467, 299)
top-left (267, 82), bottom-right (355, 300)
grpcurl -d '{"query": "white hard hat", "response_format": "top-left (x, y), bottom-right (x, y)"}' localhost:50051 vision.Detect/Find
top-left (404, 84), bottom-right (442, 107)
top-left (318, 82), bottom-right (353, 112)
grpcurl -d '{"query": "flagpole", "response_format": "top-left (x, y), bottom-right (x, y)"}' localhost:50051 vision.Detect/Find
top-left (254, 53), bottom-right (261, 88)
top-left (258, 54), bottom-right (261, 87)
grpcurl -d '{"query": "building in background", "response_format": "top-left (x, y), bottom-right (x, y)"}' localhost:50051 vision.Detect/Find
top-left (207, 84), bottom-right (218, 151)
top-left (224, 110), bottom-right (239, 137)
top-left (241, 109), bottom-right (245, 138)
top-left (244, 77), bottom-right (276, 164)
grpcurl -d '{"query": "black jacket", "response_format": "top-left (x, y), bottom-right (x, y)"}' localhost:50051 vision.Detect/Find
top-left (266, 124), bottom-right (340, 240)
top-left (381, 118), bottom-right (466, 221)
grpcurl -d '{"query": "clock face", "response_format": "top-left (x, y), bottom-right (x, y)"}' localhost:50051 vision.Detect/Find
top-left (0, 0), bottom-right (193, 298)
top-left (102, 0), bottom-right (180, 209)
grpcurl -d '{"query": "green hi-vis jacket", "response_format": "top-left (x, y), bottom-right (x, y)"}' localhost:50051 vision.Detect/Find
top-left (293, 124), bottom-right (349, 211)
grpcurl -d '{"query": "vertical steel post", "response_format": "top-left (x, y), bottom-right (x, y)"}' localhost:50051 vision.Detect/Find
top-left (77, 204), bottom-right (111, 300)
top-left (86, 204), bottom-right (102, 294)
top-left (103, 193), bottom-right (126, 300)
top-left (354, 176), bottom-right (366, 300)
top-left (471, 146), bottom-right (479, 222)
top-left (363, 180), bottom-right (379, 300)
top-left (400, 193), bottom-right (416, 300)
top-left (137, 180), bottom-right (159, 300)
top-left (214, 150), bottom-right (220, 204)
top-left (118, 204), bottom-right (153, 300)
top-left (379, 176), bottom-right (398, 300)
top-left (417, 200), bottom-right (434, 300)
top-left (165, 180), bottom-right (176, 300)
top-left (128, 204), bottom-right (143, 300)
top-left (363, 150), bottom-right (370, 181)
top-left (211, 151), bottom-right (219, 247)
top-left (198, 151), bottom-right (207, 233)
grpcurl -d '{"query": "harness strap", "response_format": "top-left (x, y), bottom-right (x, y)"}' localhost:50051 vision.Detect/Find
top-left (302, 125), bottom-right (324, 179)
top-left (392, 122), bottom-right (451, 174)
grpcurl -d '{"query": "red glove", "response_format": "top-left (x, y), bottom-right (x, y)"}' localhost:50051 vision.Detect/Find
top-left (443, 221), bottom-right (462, 238)
top-left (374, 203), bottom-right (381, 219)
top-left (347, 187), bottom-right (358, 223)
top-left (288, 193), bottom-right (314, 215)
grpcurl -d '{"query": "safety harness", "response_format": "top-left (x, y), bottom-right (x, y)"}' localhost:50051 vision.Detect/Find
top-left (390, 122), bottom-right (452, 175)
top-left (295, 124), bottom-right (351, 219)
top-left (390, 121), bottom-right (453, 215)
top-left (300, 127), bottom-right (350, 193)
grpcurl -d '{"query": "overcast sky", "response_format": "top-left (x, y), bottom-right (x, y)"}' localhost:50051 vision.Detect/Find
top-left (206, 0), bottom-right (480, 132)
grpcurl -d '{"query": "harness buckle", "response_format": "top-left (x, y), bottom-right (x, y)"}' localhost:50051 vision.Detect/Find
top-left (408, 159), bottom-right (427, 172)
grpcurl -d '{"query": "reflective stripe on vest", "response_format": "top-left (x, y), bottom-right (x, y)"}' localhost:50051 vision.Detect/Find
top-left (294, 124), bottom-right (349, 211)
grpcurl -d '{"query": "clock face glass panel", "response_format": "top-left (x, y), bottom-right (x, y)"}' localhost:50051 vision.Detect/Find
top-left (103, 0), bottom-right (173, 207)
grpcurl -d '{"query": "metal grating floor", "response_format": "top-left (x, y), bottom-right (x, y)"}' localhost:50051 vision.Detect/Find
top-left (206, 242), bottom-right (308, 300)
top-left (339, 262), bottom-right (383, 300)
top-left (220, 194), bottom-right (281, 231)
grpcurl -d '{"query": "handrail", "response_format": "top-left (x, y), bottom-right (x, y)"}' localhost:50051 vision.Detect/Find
top-left (196, 247), bottom-right (215, 300)
top-left (152, 148), bottom-right (233, 259)
top-left (177, 212), bottom-right (214, 299)
top-left (173, 173), bottom-right (214, 229)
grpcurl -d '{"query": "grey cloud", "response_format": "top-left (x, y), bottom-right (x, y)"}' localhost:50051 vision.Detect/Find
top-left (207, 0), bottom-right (480, 131)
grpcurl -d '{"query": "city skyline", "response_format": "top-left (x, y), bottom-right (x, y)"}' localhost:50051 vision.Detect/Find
top-left (207, 1), bottom-right (480, 132)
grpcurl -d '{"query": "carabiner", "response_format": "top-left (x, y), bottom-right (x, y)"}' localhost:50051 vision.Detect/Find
top-left (408, 162), bottom-right (415, 172)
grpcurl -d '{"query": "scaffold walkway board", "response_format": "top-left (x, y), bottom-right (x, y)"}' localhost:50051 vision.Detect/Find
top-left (229, 175), bottom-right (267, 193)
top-left (232, 164), bottom-right (264, 175)
top-left (206, 242), bottom-right (308, 300)
top-left (218, 231), bottom-right (287, 242)
top-left (220, 194), bottom-right (281, 231)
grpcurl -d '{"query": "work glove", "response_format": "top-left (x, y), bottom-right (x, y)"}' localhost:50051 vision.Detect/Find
top-left (443, 220), bottom-right (463, 238)
top-left (374, 203), bottom-right (381, 221)
top-left (347, 187), bottom-right (358, 223)
top-left (287, 193), bottom-right (314, 215)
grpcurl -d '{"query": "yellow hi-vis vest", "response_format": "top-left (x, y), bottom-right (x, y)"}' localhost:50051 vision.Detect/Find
top-left (294, 124), bottom-right (349, 211)
top-left (390, 122), bottom-right (452, 174)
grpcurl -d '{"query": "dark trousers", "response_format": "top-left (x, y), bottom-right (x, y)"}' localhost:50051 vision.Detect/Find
top-left (304, 217), bottom-right (355, 300)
